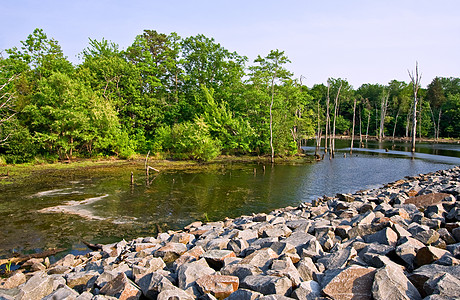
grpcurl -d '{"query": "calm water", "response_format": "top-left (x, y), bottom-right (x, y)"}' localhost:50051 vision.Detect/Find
top-left (1, 139), bottom-right (460, 258)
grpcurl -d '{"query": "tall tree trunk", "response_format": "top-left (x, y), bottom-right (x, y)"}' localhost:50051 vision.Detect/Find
top-left (428, 103), bottom-right (437, 139)
top-left (405, 105), bottom-right (412, 138)
top-left (350, 98), bottom-right (357, 154)
top-left (366, 111), bottom-right (370, 142)
top-left (408, 62), bottom-right (421, 153)
top-left (359, 108), bottom-right (363, 146)
top-left (379, 88), bottom-right (389, 141)
top-left (437, 109), bottom-right (442, 140)
top-left (325, 82), bottom-right (330, 154)
top-left (392, 108), bottom-right (400, 141)
top-left (315, 99), bottom-right (321, 157)
top-left (269, 71), bottom-right (277, 164)
top-left (331, 82), bottom-right (342, 158)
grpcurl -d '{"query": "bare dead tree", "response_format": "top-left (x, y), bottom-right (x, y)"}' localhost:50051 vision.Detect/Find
top-left (379, 88), bottom-right (390, 141)
top-left (330, 81), bottom-right (342, 158)
top-left (324, 81), bottom-right (330, 154)
top-left (350, 98), bottom-right (357, 154)
top-left (408, 62), bottom-right (422, 153)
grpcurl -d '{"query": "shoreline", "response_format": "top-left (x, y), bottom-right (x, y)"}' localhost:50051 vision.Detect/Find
top-left (1, 166), bottom-right (460, 299)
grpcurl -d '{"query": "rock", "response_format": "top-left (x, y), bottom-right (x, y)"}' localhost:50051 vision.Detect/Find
top-left (169, 232), bottom-right (196, 245)
top-left (296, 257), bottom-right (319, 281)
top-left (240, 248), bottom-right (279, 271)
top-left (372, 263), bottom-right (422, 300)
top-left (414, 229), bottom-right (441, 245)
top-left (268, 242), bottom-right (296, 256)
top-left (51, 253), bottom-right (81, 268)
top-left (135, 271), bottom-right (175, 299)
top-left (43, 285), bottom-right (80, 300)
top-left (408, 265), bottom-right (460, 297)
top-left (423, 272), bottom-right (460, 298)
top-left (391, 223), bottom-right (412, 239)
top-left (65, 271), bottom-right (99, 293)
top-left (221, 263), bottom-right (263, 281)
top-left (363, 227), bottom-right (398, 246)
top-left (291, 280), bottom-right (322, 300)
top-left (157, 285), bottom-right (195, 300)
top-left (268, 257), bottom-right (302, 286)
top-left (173, 245), bottom-right (206, 270)
top-left (177, 258), bottom-right (216, 290)
top-left (321, 266), bottom-right (376, 300)
top-left (405, 193), bottom-right (452, 207)
top-left (155, 242), bottom-right (188, 262)
top-left (201, 249), bottom-right (236, 270)
top-left (224, 288), bottom-right (263, 300)
top-left (316, 248), bottom-right (357, 270)
top-left (438, 228), bottom-right (456, 245)
top-left (258, 295), bottom-right (295, 300)
top-left (99, 272), bottom-right (142, 300)
top-left (195, 274), bottom-right (239, 299)
top-left (0, 271), bottom-right (26, 289)
top-left (415, 246), bottom-right (452, 266)
top-left (282, 232), bottom-right (316, 254)
top-left (452, 227), bottom-right (460, 242)
top-left (15, 271), bottom-right (54, 300)
top-left (206, 238), bottom-right (231, 250)
top-left (227, 239), bottom-right (249, 255)
top-left (240, 275), bottom-right (293, 296)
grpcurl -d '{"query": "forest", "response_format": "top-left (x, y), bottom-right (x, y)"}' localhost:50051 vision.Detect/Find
top-left (0, 28), bottom-right (459, 163)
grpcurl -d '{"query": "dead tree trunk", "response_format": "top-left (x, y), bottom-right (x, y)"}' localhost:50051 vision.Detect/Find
top-left (331, 82), bottom-right (342, 158)
top-left (366, 110), bottom-right (370, 142)
top-left (359, 109), bottom-right (363, 146)
top-left (379, 88), bottom-right (390, 141)
top-left (408, 62), bottom-right (421, 153)
top-left (350, 98), bottom-right (357, 154)
top-left (315, 99), bottom-right (321, 157)
top-left (436, 109), bottom-right (442, 140)
top-left (392, 108), bottom-right (400, 141)
top-left (325, 82), bottom-right (330, 154)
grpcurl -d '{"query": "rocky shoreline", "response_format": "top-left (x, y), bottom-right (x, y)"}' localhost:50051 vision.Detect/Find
top-left (2, 166), bottom-right (460, 300)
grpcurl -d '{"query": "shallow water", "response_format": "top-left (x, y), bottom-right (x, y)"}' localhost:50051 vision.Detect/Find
top-left (1, 140), bottom-right (459, 258)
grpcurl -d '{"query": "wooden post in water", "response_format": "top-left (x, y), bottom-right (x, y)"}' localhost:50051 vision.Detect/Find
top-left (131, 172), bottom-right (134, 185)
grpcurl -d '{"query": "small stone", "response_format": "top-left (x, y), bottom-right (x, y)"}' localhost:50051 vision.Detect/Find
top-left (196, 274), bottom-right (239, 299)
top-left (321, 266), bottom-right (376, 300)
top-left (99, 272), bottom-right (142, 300)
top-left (227, 239), bottom-right (249, 255)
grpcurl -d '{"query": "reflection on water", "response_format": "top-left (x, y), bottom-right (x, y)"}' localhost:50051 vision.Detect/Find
top-left (0, 140), bottom-right (459, 257)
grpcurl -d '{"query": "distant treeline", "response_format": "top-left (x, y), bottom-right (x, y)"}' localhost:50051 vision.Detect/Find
top-left (0, 28), bottom-right (459, 163)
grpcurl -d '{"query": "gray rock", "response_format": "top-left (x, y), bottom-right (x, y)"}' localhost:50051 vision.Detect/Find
top-left (240, 248), bottom-right (278, 271)
top-left (438, 228), bottom-right (457, 245)
top-left (157, 285), bottom-right (195, 300)
top-left (452, 227), bottom-right (460, 242)
top-left (282, 232), bottom-right (316, 254)
top-left (414, 229), bottom-right (441, 245)
top-left (446, 242), bottom-right (460, 257)
top-left (290, 280), bottom-right (322, 300)
top-left (65, 271), bottom-right (99, 293)
top-left (268, 257), bottom-right (302, 286)
top-left (224, 288), bottom-right (263, 300)
top-left (99, 272), bottom-right (142, 299)
top-left (408, 265), bottom-right (460, 297)
top-left (296, 257), bottom-right (319, 281)
top-left (364, 227), bottom-right (398, 246)
top-left (135, 271), bottom-right (175, 300)
top-left (15, 271), bottom-right (54, 300)
top-left (201, 249), bottom-right (236, 270)
top-left (0, 271), bottom-right (26, 289)
top-left (258, 295), bottom-right (295, 300)
top-left (372, 263), bottom-right (421, 300)
top-left (42, 285), bottom-right (79, 300)
top-left (423, 272), bottom-right (460, 298)
top-left (415, 246), bottom-right (452, 267)
top-left (177, 258), bottom-right (215, 290)
top-left (316, 247), bottom-right (357, 270)
top-left (221, 263), bottom-right (263, 281)
top-left (227, 239), bottom-right (249, 255)
top-left (240, 275), bottom-right (292, 296)
top-left (154, 242), bottom-right (188, 262)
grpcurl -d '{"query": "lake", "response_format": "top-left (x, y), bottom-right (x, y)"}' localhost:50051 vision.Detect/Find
top-left (1, 139), bottom-right (459, 258)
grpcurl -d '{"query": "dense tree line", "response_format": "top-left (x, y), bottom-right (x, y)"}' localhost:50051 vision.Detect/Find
top-left (0, 29), bottom-right (459, 163)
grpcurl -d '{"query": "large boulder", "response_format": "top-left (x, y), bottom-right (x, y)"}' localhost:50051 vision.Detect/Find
top-left (372, 263), bottom-right (421, 300)
top-left (195, 274), bottom-right (239, 299)
top-left (240, 275), bottom-right (293, 296)
top-left (99, 272), bottom-right (142, 300)
top-left (177, 258), bottom-right (216, 290)
top-left (15, 271), bottom-right (54, 300)
top-left (321, 266), bottom-right (376, 300)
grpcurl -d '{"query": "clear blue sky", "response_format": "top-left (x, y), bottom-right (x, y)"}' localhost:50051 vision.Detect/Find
top-left (1, 0), bottom-right (458, 88)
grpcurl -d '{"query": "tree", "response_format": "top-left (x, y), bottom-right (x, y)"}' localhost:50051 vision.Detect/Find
top-left (0, 68), bottom-right (17, 144)
top-left (408, 62), bottom-right (422, 152)
top-left (249, 50), bottom-right (292, 163)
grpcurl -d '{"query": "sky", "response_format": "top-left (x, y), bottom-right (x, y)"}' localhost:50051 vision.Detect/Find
top-left (1, 0), bottom-right (459, 88)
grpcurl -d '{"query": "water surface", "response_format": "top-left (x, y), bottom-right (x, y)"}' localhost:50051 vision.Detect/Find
top-left (1, 139), bottom-right (459, 257)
